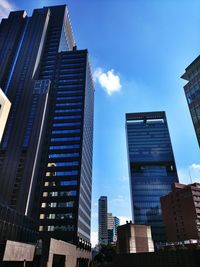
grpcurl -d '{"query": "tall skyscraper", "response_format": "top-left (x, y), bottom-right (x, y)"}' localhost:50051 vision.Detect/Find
top-left (125, 111), bottom-right (179, 243)
top-left (181, 56), bottom-right (200, 147)
top-left (0, 89), bottom-right (11, 143)
top-left (98, 196), bottom-right (108, 245)
top-left (0, 5), bottom-right (94, 248)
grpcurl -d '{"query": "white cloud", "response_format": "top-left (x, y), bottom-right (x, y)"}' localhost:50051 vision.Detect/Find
top-left (190, 164), bottom-right (200, 169)
top-left (94, 68), bottom-right (121, 95)
top-left (0, 0), bottom-right (15, 19)
top-left (118, 216), bottom-right (131, 225)
top-left (91, 231), bottom-right (98, 248)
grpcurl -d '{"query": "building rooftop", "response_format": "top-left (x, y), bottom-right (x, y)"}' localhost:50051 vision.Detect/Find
top-left (181, 55), bottom-right (200, 80)
top-left (126, 111), bottom-right (166, 122)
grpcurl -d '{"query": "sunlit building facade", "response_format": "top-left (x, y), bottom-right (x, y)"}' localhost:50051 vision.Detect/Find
top-left (126, 111), bottom-right (179, 243)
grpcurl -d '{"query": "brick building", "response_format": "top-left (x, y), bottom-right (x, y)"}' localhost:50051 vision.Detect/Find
top-left (161, 183), bottom-right (200, 242)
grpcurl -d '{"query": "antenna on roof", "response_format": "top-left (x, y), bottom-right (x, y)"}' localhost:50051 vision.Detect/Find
top-left (189, 169), bottom-right (193, 184)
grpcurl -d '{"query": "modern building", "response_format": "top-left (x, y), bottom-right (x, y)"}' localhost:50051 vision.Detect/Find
top-left (125, 111), bottom-right (179, 243)
top-left (98, 196), bottom-right (108, 245)
top-left (117, 221), bottom-right (154, 254)
top-left (107, 213), bottom-right (120, 244)
top-left (181, 56), bottom-right (200, 147)
top-left (0, 4), bottom-right (94, 262)
top-left (0, 89), bottom-right (11, 143)
top-left (161, 182), bottom-right (200, 242)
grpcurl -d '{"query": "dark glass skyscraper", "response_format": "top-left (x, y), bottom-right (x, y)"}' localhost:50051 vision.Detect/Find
top-left (126, 111), bottom-right (179, 243)
top-left (181, 55), bottom-right (200, 147)
top-left (0, 5), bottom-right (94, 247)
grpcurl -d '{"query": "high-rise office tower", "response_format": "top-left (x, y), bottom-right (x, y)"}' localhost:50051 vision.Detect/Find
top-left (98, 196), bottom-right (108, 245)
top-left (0, 89), bottom-right (11, 143)
top-left (0, 5), bottom-right (94, 247)
top-left (125, 111), bottom-right (179, 243)
top-left (181, 56), bottom-right (200, 147)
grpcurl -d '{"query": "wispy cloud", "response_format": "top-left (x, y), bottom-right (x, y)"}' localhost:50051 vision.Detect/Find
top-left (0, 0), bottom-right (15, 19)
top-left (111, 194), bottom-right (129, 208)
top-left (178, 163), bottom-right (200, 184)
top-left (91, 231), bottom-right (98, 247)
top-left (94, 68), bottom-right (122, 95)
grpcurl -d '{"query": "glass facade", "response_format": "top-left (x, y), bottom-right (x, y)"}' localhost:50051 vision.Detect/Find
top-left (34, 49), bottom-right (94, 245)
top-left (0, 5), bottom-right (93, 249)
top-left (181, 55), bottom-right (200, 147)
top-left (126, 112), bottom-right (179, 243)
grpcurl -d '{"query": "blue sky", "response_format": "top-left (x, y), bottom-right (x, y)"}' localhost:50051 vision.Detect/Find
top-left (1, 0), bottom-right (200, 246)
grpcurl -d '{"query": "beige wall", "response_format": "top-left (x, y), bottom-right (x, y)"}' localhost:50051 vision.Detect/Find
top-left (0, 89), bottom-right (11, 143)
top-left (3, 240), bottom-right (35, 261)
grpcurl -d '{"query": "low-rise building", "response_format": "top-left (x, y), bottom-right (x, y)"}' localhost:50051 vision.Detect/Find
top-left (117, 221), bottom-right (154, 253)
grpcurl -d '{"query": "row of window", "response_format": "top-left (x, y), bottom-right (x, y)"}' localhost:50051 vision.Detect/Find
top-left (54, 109), bottom-right (82, 114)
top-left (49, 153), bottom-right (80, 159)
top-left (41, 201), bottom-right (74, 208)
top-left (43, 190), bottom-right (77, 197)
top-left (47, 161), bottom-right (79, 167)
top-left (51, 129), bottom-right (81, 134)
top-left (53, 122), bottom-right (81, 127)
top-left (44, 180), bottom-right (77, 187)
top-left (40, 213), bottom-right (73, 220)
top-left (46, 170), bottom-right (78, 176)
top-left (58, 84), bottom-right (83, 89)
top-left (49, 144), bottom-right (80, 150)
top-left (39, 225), bottom-right (74, 232)
top-left (53, 115), bottom-right (81, 120)
top-left (57, 90), bottom-right (83, 95)
top-left (51, 137), bottom-right (80, 143)
top-left (55, 102), bottom-right (82, 107)
top-left (59, 72), bottom-right (84, 77)
top-left (56, 96), bottom-right (82, 101)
